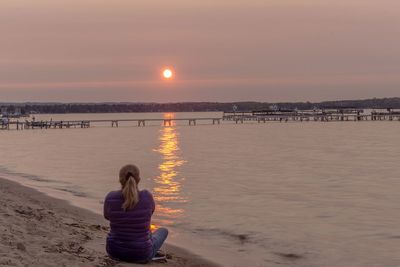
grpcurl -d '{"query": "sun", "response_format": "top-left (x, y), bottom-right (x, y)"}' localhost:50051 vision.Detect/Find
top-left (162, 68), bottom-right (173, 79)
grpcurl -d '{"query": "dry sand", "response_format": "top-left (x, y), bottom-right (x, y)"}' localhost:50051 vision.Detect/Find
top-left (0, 177), bottom-right (218, 267)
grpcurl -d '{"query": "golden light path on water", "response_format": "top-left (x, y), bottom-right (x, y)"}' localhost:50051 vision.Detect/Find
top-left (152, 113), bottom-right (187, 226)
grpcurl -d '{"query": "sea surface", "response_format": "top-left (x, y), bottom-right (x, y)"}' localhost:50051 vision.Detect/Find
top-left (1, 112), bottom-right (400, 267)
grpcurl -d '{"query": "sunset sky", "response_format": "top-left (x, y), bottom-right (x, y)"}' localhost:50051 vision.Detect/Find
top-left (1, 0), bottom-right (400, 102)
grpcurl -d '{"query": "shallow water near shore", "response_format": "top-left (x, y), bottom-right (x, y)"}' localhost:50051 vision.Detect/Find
top-left (1, 112), bottom-right (400, 266)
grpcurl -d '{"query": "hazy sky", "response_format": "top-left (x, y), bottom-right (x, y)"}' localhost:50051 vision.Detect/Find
top-left (1, 0), bottom-right (400, 102)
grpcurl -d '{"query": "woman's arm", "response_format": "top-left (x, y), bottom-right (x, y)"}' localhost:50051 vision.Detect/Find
top-left (147, 190), bottom-right (156, 214)
top-left (103, 194), bottom-right (110, 220)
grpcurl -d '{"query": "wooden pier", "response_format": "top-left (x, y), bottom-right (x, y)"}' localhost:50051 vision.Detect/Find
top-left (2, 108), bottom-right (400, 131)
top-left (1, 117), bottom-right (222, 131)
top-left (222, 108), bottom-right (400, 123)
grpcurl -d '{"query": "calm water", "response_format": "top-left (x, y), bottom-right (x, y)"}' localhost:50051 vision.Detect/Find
top-left (1, 112), bottom-right (400, 266)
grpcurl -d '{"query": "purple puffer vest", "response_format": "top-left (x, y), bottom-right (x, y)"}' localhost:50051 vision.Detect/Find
top-left (103, 190), bottom-right (155, 262)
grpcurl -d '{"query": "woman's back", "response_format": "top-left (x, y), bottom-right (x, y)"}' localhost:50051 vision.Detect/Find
top-left (104, 189), bottom-right (155, 262)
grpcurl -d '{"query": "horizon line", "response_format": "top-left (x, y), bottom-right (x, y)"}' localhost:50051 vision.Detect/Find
top-left (1, 96), bottom-right (400, 105)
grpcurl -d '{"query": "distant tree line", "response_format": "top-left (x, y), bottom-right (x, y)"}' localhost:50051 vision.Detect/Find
top-left (1, 97), bottom-right (400, 114)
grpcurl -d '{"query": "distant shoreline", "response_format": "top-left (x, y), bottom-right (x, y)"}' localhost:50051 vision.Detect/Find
top-left (1, 97), bottom-right (400, 114)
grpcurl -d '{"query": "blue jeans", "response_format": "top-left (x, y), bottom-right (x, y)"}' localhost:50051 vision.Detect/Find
top-left (150, 227), bottom-right (169, 258)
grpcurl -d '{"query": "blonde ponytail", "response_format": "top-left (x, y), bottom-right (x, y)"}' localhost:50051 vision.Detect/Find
top-left (119, 164), bottom-right (141, 211)
top-left (122, 176), bottom-right (139, 211)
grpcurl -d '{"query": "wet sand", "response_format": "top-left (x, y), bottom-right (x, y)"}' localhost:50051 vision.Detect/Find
top-left (0, 177), bottom-right (218, 267)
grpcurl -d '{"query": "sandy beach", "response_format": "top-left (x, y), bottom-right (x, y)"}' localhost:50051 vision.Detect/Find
top-left (0, 177), bottom-right (218, 267)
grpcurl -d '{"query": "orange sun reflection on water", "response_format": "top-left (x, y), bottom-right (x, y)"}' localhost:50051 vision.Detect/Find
top-left (152, 113), bottom-right (187, 226)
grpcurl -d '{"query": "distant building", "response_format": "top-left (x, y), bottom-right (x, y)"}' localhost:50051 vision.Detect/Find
top-left (14, 107), bottom-right (22, 116)
top-left (1, 107), bottom-right (7, 116)
top-left (0, 106), bottom-right (27, 118)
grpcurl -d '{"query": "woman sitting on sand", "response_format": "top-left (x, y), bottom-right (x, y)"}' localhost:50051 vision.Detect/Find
top-left (104, 164), bottom-right (168, 263)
